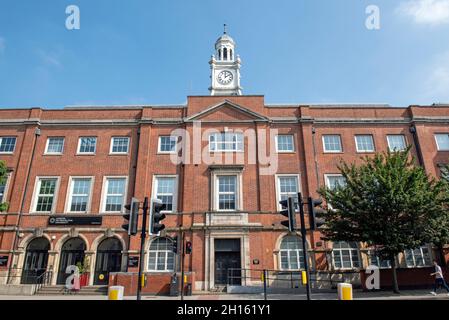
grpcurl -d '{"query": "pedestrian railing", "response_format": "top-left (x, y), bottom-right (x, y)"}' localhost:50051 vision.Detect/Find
top-left (34, 270), bottom-right (53, 295)
top-left (226, 268), bottom-right (360, 299)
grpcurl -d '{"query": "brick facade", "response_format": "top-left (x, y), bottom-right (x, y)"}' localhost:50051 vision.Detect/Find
top-left (0, 96), bottom-right (448, 293)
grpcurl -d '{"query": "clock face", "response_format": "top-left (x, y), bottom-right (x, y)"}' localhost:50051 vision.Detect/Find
top-left (217, 70), bottom-right (233, 85)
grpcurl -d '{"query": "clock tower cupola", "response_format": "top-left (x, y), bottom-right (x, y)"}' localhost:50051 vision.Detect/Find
top-left (209, 25), bottom-right (242, 96)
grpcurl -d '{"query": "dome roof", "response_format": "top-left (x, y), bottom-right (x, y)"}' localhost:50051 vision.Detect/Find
top-left (215, 33), bottom-right (235, 46)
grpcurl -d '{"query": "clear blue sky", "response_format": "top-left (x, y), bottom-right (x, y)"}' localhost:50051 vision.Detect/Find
top-left (0, 0), bottom-right (448, 108)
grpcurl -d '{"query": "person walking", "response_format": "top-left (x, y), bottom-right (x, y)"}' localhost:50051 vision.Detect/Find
top-left (430, 260), bottom-right (449, 296)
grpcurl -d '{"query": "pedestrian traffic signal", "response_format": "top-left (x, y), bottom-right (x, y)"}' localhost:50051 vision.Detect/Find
top-left (185, 241), bottom-right (192, 254)
top-left (150, 198), bottom-right (166, 235)
top-left (172, 237), bottom-right (178, 254)
top-left (308, 197), bottom-right (326, 230)
top-left (279, 197), bottom-right (296, 232)
top-left (122, 198), bottom-right (140, 236)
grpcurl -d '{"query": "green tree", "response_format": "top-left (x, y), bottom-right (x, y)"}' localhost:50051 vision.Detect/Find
top-left (428, 163), bottom-right (449, 267)
top-left (318, 148), bottom-right (446, 293)
top-left (0, 160), bottom-right (8, 212)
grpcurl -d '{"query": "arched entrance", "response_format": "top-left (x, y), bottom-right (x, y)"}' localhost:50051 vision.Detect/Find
top-left (21, 237), bottom-right (50, 284)
top-left (94, 238), bottom-right (122, 285)
top-left (57, 237), bottom-right (86, 285)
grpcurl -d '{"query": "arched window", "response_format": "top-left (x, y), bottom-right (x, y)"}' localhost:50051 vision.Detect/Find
top-left (94, 238), bottom-right (123, 285)
top-left (22, 237), bottom-right (50, 284)
top-left (332, 241), bottom-right (360, 269)
top-left (223, 47), bottom-right (228, 60)
top-left (230, 49), bottom-right (233, 60)
top-left (57, 237), bottom-right (87, 284)
top-left (279, 236), bottom-right (304, 270)
top-left (148, 237), bottom-right (175, 272)
top-left (218, 48), bottom-right (222, 60)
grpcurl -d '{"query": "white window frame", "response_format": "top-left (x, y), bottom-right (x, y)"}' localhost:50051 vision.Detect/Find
top-left (157, 136), bottom-right (177, 154)
top-left (151, 175), bottom-right (178, 213)
top-left (322, 135), bottom-right (342, 153)
top-left (355, 134), bottom-right (375, 153)
top-left (275, 174), bottom-right (301, 212)
top-left (147, 237), bottom-right (175, 272)
top-left (215, 174), bottom-right (239, 212)
top-left (279, 236), bottom-right (305, 271)
top-left (100, 176), bottom-right (129, 214)
top-left (404, 245), bottom-right (432, 268)
top-left (368, 251), bottom-right (392, 269)
top-left (77, 136), bottom-right (97, 155)
top-left (324, 174), bottom-right (346, 189)
top-left (30, 176), bottom-right (61, 214)
top-left (44, 137), bottom-right (65, 155)
top-left (435, 133), bottom-right (449, 151)
top-left (0, 173), bottom-right (11, 204)
top-left (386, 135), bottom-right (407, 152)
top-left (331, 242), bottom-right (361, 270)
top-left (109, 137), bottom-right (130, 155)
top-left (209, 132), bottom-right (244, 152)
top-left (275, 135), bottom-right (295, 153)
top-left (0, 136), bottom-right (17, 154)
top-left (211, 171), bottom-right (243, 212)
top-left (64, 176), bottom-right (94, 214)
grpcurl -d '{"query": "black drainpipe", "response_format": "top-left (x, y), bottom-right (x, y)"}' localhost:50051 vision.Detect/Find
top-left (7, 127), bottom-right (40, 284)
top-left (126, 126), bottom-right (141, 272)
top-left (409, 125), bottom-right (425, 169)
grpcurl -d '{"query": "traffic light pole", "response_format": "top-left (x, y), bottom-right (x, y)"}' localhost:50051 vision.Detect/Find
top-left (298, 193), bottom-right (312, 300)
top-left (137, 197), bottom-right (149, 301)
top-left (180, 230), bottom-right (185, 301)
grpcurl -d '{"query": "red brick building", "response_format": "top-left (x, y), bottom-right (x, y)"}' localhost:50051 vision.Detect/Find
top-left (0, 32), bottom-right (449, 294)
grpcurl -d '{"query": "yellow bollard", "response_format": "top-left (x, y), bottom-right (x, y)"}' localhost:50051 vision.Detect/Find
top-left (184, 275), bottom-right (188, 284)
top-left (337, 283), bottom-right (353, 300)
top-left (141, 275), bottom-right (146, 287)
top-left (108, 286), bottom-right (124, 300)
top-left (342, 287), bottom-right (352, 300)
top-left (301, 271), bottom-right (307, 286)
top-left (260, 272), bottom-right (264, 282)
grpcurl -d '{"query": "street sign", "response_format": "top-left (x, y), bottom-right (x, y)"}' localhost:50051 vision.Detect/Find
top-left (48, 216), bottom-right (102, 226)
top-left (128, 256), bottom-right (139, 267)
top-left (0, 256), bottom-right (8, 266)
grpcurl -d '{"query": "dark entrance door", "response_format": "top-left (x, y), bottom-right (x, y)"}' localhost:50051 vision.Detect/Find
top-left (21, 238), bottom-right (50, 284)
top-left (57, 237), bottom-right (86, 285)
top-left (94, 238), bottom-right (122, 285)
top-left (214, 239), bottom-right (241, 286)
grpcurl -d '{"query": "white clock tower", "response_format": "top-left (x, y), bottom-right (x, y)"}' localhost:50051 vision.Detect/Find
top-left (209, 25), bottom-right (242, 96)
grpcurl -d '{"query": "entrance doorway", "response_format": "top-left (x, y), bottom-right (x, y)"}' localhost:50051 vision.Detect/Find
top-left (21, 237), bottom-right (50, 284)
top-left (57, 237), bottom-right (86, 285)
top-left (214, 239), bottom-right (241, 286)
top-left (94, 238), bottom-right (122, 285)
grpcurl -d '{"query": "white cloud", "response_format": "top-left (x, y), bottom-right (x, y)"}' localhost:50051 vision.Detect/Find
top-left (0, 37), bottom-right (5, 54)
top-left (36, 49), bottom-right (62, 67)
top-left (397, 0), bottom-right (449, 25)
top-left (422, 52), bottom-right (449, 103)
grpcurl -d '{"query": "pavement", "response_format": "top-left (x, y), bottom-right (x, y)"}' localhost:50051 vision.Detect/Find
top-left (0, 290), bottom-right (449, 300)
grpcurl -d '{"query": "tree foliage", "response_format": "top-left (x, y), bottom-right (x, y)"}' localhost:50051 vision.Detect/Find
top-left (317, 148), bottom-right (448, 292)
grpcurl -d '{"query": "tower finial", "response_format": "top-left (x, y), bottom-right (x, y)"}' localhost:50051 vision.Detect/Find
top-left (223, 23), bottom-right (227, 34)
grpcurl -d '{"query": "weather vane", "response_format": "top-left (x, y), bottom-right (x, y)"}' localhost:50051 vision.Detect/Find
top-left (224, 23), bottom-right (227, 34)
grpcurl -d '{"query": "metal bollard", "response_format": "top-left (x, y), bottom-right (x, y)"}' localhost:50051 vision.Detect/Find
top-left (337, 283), bottom-right (353, 300)
top-left (108, 286), bottom-right (124, 300)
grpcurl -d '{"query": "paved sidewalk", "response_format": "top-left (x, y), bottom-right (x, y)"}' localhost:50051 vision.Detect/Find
top-left (0, 290), bottom-right (449, 300)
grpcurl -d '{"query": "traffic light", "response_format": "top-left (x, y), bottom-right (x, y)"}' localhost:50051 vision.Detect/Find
top-left (172, 237), bottom-right (178, 254)
top-left (122, 198), bottom-right (140, 236)
top-left (150, 198), bottom-right (166, 235)
top-left (308, 197), bottom-right (326, 230)
top-left (279, 197), bottom-right (296, 232)
top-left (185, 241), bottom-right (192, 254)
